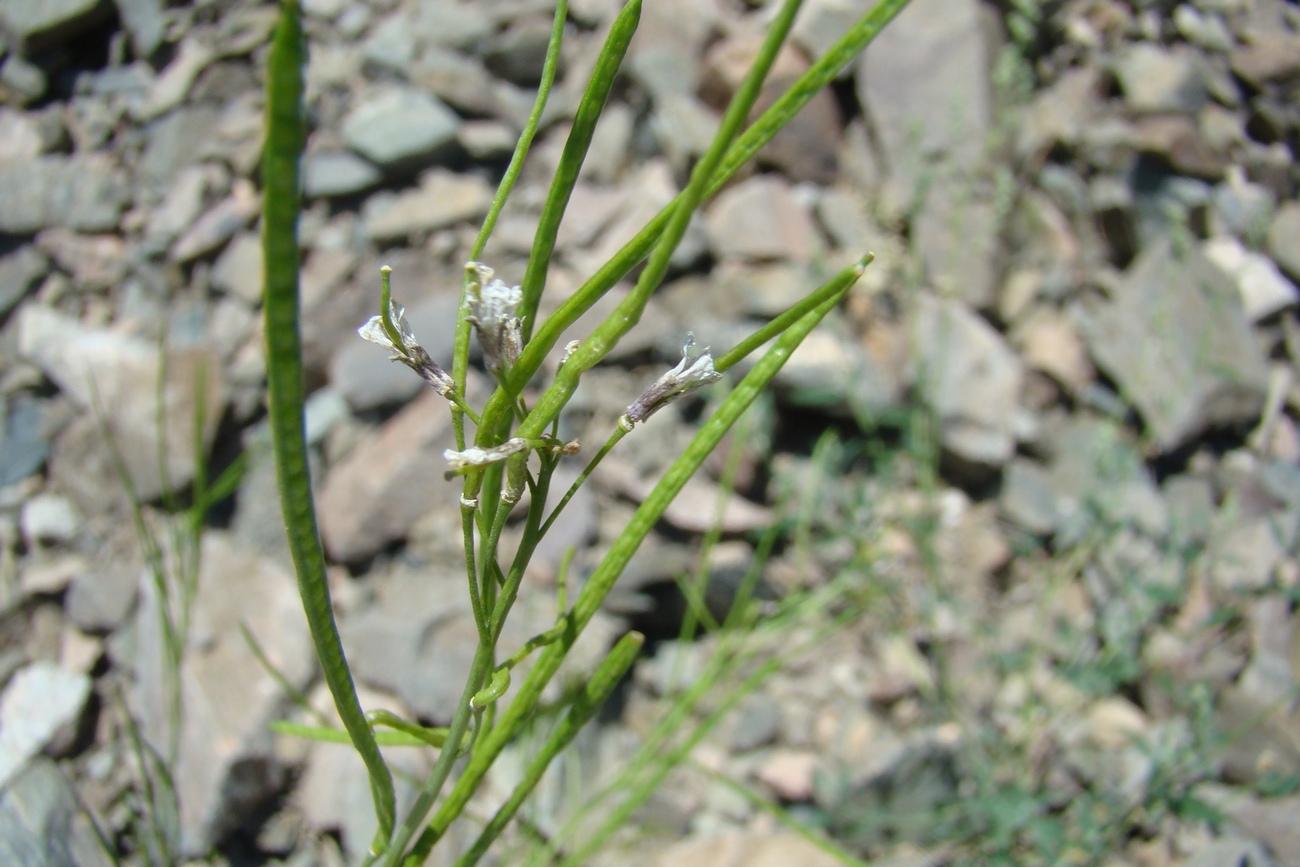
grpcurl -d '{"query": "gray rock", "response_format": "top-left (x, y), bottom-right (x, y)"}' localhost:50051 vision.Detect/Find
top-left (0, 662), bottom-right (91, 790)
top-left (409, 47), bottom-right (500, 119)
top-left (34, 229), bottom-right (127, 293)
top-left (1017, 65), bottom-right (1102, 157)
top-left (143, 164), bottom-right (213, 249)
top-left (0, 246), bottom-right (49, 317)
top-left (136, 106), bottom-right (221, 189)
top-left (408, 0), bottom-right (492, 50)
top-left (914, 180), bottom-right (1001, 310)
top-left (329, 292), bottom-right (460, 412)
top-left (999, 458), bottom-right (1060, 536)
top-left (1267, 201), bottom-right (1300, 283)
top-left (701, 34), bottom-right (841, 184)
top-left (317, 391), bottom-right (460, 563)
top-left (728, 695), bottom-right (783, 752)
top-left (1211, 170), bottom-right (1274, 240)
top-left (19, 495), bottom-right (79, 547)
top-left (1262, 460), bottom-right (1300, 512)
top-left (64, 545), bottom-right (138, 633)
top-left (1173, 6), bottom-right (1234, 54)
top-left (0, 108), bottom-right (51, 167)
top-left (579, 102), bottom-right (631, 184)
top-left (301, 0), bottom-right (346, 18)
top-left (133, 532), bottom-right (314, 857)
top-left (626, 0), bottom-right (718, 99)
top-left (1041, 416), bottom-right (1167, 542)
top-left (1203, 236), bottom-right (1298, 322)
top-left (1230, 29), bottom-right (1300, 89)
top-left (339, 566), bottom-right (483, 723)
top-left (0, 0), bottom-right (112, 54)
top-left (1207, 513), bottom-right (1293, 592)
top-left (455, 119), bottom-right (517, 162)
top-left (18, 306), bottom-right (228, 500)
top-left (0, 155), bottom-right (129, 234)
top-left (1182, 837), bottom-right (1274, 867)
top-left (0, 396), bottom-right (49, 487)
top-left (911, 295), bottom-right (1024, 472)
top-left (360, 170), bottom-right (491, 243)
top-left (129, 36), bottom-right (215, 122)
top-left (1225, 795), bottom-right (1300, 867)
top-left (170, 179), bottom-right (259, 263)
top-left (855, 0), bottom-right (990, 194)
top-left (1161, 474), bottom-right (1216, 545)
top-left (0, 759), bottom-right (82, 867)
top-left (594, 458), bottom-right (773, 534)
top-left (649, 93), bottom-right (719, 176)
top-left (111, 0), bottom-right (165, 57)
top-left (209, 231), bottom-right (264, 305)
top-left (1114, 43), bottom-right (1207, 114)
top-left (704, 175), bottom-right (822, 262)
top-left (302, 151), bottom-right (382, 199)
top-left (1075, 239), bottom-right (1270, 452)
top-left (792, 0), bottom-right (867, 65)
top-left (304, 386), bottom-right (349, 447)
top-left (360, 10), bottom-right (418, 73)
top-left (0, 55), bottom-right (47, 105)
top-left (769, 326), bottom-right (901, 419)
top-left (340, 88), bottom-right (460, 172)
top-left (482, 14), bottom-right (555, 86)
top-left (1238, 595), bottom-right (1294, 708)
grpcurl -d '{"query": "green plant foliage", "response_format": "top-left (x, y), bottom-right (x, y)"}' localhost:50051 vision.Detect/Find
top-left (260, 0), bottom-right (915, 863)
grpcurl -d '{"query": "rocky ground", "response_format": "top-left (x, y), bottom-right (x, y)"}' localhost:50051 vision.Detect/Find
top-left (2, 0), bottom-right (1299, 864)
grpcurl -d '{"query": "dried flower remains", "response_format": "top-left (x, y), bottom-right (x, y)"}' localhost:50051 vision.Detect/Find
top-left (465, 261), bottom-right (524, 374)
top-left (358, 297), bottom-right (456, 396)
top-left (623, 333), bottom-right (723, 427)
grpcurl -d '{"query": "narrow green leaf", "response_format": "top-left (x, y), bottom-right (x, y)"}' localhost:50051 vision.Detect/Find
top-left (270, 721), bottom-right (439, 748)
top-left (456, 0), bottom-right (570, 398)
top-left (261, 0), bottom-right (395, 847)
top-left (518, 0), bottom-right (642, 339)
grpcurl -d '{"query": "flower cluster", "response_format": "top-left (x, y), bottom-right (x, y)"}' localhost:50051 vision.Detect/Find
top-left (360, 265), bottom-right (727, 478)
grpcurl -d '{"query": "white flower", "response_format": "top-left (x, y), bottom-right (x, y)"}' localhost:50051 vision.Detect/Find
top-left (444, 437), bottom-right (529, 471)
top-left (358, 298), bottom-right (455, 396)
top-left (465, 261), bottom-right (524, 373)
top-left (358, 300), bottom-right (418, 359)
top-left (624, 333), bottom-right (723, 425)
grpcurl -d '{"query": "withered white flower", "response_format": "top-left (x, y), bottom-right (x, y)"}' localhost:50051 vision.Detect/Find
top-left (465, 261), bottom-right (524, 373)
top-left (444, 437), bottom-right (529, 471)
top-left (358, 298), bottom-right (455, 396)
top-left (624, 333), bottom-right (723, 426)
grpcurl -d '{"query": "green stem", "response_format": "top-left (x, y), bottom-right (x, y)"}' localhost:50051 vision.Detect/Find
top-left (472, 0), bottom-right (910, 442)
top-left (455, 632), bottom-right (645, 866)
top-left (450, 0), bottom-right (569, 451)
top-left (518, 0), bottom-right (642, 339)
top-left (416, 275), bottom-right (859, 857)
top-left (538, 426), bottom-right (627, 539)
top-left (261, 0), bottom-right (396, 851)
top-left (381, 640), bottom-right (495, 867)
top-left (714, 254), bottom-right (874, 372)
